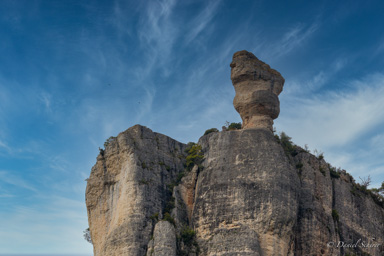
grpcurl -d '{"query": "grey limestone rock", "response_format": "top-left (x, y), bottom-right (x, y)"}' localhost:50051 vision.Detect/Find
top-left (193, 129), bottom-right (300, 256)
top-left (146, 221), bottom-right (177, 256)
top-left (86, 125), bottom-right (186, 256)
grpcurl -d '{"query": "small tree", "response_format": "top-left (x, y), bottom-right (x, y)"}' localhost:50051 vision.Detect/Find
top-left (359, 175), bottom-right (372, 189)
top-left (186, 144), bottom-right (204, 169)
top-left (370, 182), bottom-right (384, 195)
top-left (83, 228), bottom-right (92, 244)
top-left (379, 182), bottom-right (384, 195)
top-left (227, 122), bottom-right (241, 130)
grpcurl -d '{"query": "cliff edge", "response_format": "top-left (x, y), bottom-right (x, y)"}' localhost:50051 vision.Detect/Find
top-left (86, 50), bottom-right (384, 256)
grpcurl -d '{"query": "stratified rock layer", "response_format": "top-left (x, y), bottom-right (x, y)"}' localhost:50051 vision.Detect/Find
top-left (230, 50), bottom-right (285, 131)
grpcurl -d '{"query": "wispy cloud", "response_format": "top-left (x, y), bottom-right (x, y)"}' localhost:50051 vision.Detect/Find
top-left (265, 22), bottom-right (319, 60)
top-left (0, 195), bottom-right (91, 254)
top-left (279, 73), bottom-right (384, 147)
top-left (184, 0), bottom-right (222, 45)
top-left (0, 170), bottom-right (37, 192)
top-left (282, 23), bottom-right (319, 52)
top-left (38, 91), bottom-right (52, 112)
top-left (0, 140), bottom-right (11, 152)
top-left (276, 73), bottom-right (384, 186)
top-left (284, 57), bottom-right (348, 95)
top-left (137, 0), bottom-right (178, 76)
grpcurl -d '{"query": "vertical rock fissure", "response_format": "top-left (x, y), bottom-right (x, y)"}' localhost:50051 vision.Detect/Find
top-left (331, 178), bottom-right (344, 255)
top-left (190, 165), bottom-right (200, 225)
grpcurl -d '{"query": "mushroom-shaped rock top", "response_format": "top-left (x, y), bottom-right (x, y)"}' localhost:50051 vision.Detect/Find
top-left (230, 50), bottom-right (285, 131)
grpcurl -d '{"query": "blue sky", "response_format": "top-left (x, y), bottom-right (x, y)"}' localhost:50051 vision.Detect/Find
top-left (0, 0), bottom-right (383, 254)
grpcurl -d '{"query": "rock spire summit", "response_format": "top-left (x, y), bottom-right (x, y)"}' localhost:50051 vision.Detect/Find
top-left (230, 50), bottom-right (285, 131)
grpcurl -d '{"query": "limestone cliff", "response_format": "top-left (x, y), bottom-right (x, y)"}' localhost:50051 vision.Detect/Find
top-left (86, 125), bottom-right (186, 255)
top-left (86, 51), bottom-right (384, 256)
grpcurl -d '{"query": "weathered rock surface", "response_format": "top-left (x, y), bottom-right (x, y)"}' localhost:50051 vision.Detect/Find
top-left (85, 125), bottom-right (186, 256)
top-left (230, 50), bottom-right (285, 131)
top-left (146, 221), bottom-right (177, 256)
top-left (193, 129), bottom-right (299, 256)
top-left (86, 51), bottom-right (383, 256)
top-left (290, 148), bottom-right (384, 256)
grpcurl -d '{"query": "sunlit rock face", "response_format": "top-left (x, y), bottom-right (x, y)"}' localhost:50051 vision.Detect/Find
top-left (86, 51), bottom-right (384, 256)
top-left (230, 50), bottom-right (285, 131)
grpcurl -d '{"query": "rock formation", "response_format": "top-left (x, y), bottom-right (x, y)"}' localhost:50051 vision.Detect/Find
top-left (86, 51), bottom-right (384, 256)
top-left (86, 125), bottom-right (186, 255)
top-left (230, 50), bottom-right (284, 131)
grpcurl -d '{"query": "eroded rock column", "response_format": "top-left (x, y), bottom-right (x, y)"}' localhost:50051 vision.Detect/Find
top-left (230, 50), bottom-right (285, 131)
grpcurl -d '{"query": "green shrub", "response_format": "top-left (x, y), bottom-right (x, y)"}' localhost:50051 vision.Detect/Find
top-left (227, 122), bottom-right (242, 130)
top-left (150, 213), bottom-right (159, 221)
top-left (185, 144), bottom-right (204, 169)
top-left (104, 136), bottom-right (116, 148)
top-left (204, 128), bottom-right (219, 135)
top-left (332, 209), bottom-right (339, 222)
top-left (163, 212), bottom-right (175, 226)
top-left (164, 196), bottom-right (175, 213)
top-left (350, 186), bottom-right (358, 196)
top-left (83, 227), bottom-right (92, 244)
top-left (184, 142), bottom-right (196, 153)
top-left (330, 168), bottom-right (340, 178)
top-left (278, 132), bottom-right (298, 156)
top-left (176, 171), bottom-right (185, 183)
top-left (139, 179), bottom-right (150, 185)
top-left (180, 225), bottom-right (196, 246)
top-left (296, 163), bottom-right (303, 169)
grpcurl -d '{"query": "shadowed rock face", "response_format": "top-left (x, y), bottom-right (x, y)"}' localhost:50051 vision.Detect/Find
top-left (230, 50), bottom-right (285, 131)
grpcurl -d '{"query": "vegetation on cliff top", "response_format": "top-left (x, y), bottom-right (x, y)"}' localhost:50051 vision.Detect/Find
top-left (225, 121), bottom-right (242, 130)
top-left (275, 131), bottom-right (384, 207)
top-left (204, 128), bottom-right (219, 135)
top-left (185, 142), bottom-right (204, 170)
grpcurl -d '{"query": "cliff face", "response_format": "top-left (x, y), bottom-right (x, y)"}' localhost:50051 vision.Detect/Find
top-left (85, 125), bottom-right (186, 255)
top-left (86, 51), bottom-right (384, 256)
top-left (193, 129), bottom-right (299, 256)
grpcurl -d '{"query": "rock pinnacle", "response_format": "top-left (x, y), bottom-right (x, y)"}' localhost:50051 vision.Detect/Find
top-left (230, 50), bottom-right (285, 131)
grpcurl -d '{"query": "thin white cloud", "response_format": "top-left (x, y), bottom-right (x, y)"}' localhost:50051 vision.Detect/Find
top-left (265, 22), bottom-right (319, 60)
top-left (110, 0), bottom-right (134, 39)
top-left (0, 140), bottom-right (11, 152)
top-left (137, 0), bottom-right (178, 75)
top-left (282, 23), bottom-right (318, 53)
top-left (279, 73), bottom-right (384, 148)
top-left (184, 0), bottom-right (222, 45)
top-left (370, 133), bottom-right (384, 154)
top-left (38, 91), bottom-right (52, 112)
top-left (284, 57), bottom-right (348, 95)
top-left (276, 73), bottom-right (384, 187)
top-left (0, 195), bottom-right (91, 254)
top-left (0, 170), bottom-right (37, 192)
